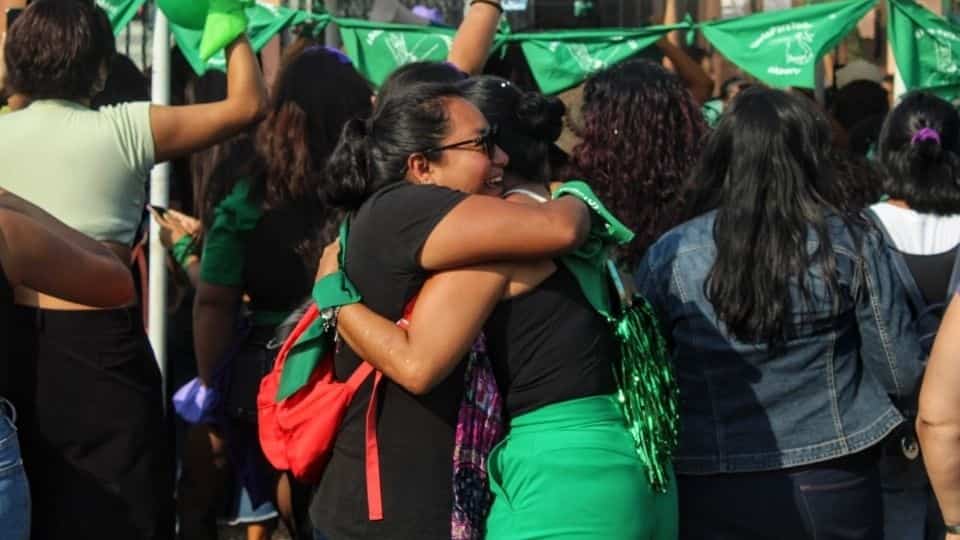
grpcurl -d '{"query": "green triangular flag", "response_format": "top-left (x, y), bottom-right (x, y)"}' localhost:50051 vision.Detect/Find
top-left (173, 5), bottom-right (316, 75)
top-left (95, 0), bottom-right (147, 35)
top-left (515, 24), bottom-right (680, 95)
top-left (338, 18), bottom-right (458, 87)
top-left (701, 0), bottom-right (876, 89)
top-left (888, 0), bottom-right (960, 100)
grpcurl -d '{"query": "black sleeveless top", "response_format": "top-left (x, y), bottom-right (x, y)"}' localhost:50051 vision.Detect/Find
top-left (901, 246), bottom-right (959, 305)
top-left (484, 264), bottom-right (618, 418)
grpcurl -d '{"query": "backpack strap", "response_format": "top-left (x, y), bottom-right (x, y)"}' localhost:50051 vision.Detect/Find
top-left (350, 295), bottom-right (419, 521)
top-left (365, 370), bottom-right (385, 520)
top-left (865, 208), bottom-right (928, 312)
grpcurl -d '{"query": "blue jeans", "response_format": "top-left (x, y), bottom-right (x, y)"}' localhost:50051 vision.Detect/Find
top-left (678, 450), bottom-right (883, 539)
top-left (0, 399), bottom-right (29, 540)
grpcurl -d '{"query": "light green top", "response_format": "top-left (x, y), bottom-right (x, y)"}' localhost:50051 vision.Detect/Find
top-left (0, 99), bottom-right (155, 244)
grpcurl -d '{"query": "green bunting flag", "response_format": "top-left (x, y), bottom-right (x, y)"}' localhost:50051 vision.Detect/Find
top-left (95, 0), bottom-right (147, 35)
top-left (515, 25), bottom-right (680, 95)
top-left (888, 0), bottom-right (960, 99)
top-left (174, 3), bottom-right (315, 75)
top-left (701, 0), bottom-right (876, 88)
top-left (338, 19), bottom-right (459, 86)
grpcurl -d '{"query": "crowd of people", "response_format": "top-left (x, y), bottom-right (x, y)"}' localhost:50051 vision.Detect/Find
top-left (1, 1), bottom-right (959, 540)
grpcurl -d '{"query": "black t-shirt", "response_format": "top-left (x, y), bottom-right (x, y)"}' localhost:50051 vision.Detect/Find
top-left (484, 264), bottom-right (618, 418)
top-left (0, 261), bottom-right (10, 398)
top-left (310, 182), bottom-right (468, 540)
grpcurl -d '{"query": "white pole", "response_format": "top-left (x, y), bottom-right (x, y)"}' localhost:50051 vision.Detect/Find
top-left (149, 7), bottom-right (170, 399)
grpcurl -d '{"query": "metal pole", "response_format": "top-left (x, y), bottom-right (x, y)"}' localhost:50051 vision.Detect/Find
top-left (325, 0), bottom-right (338, 47)
top-left (148, 9), bottom-right (170, 400)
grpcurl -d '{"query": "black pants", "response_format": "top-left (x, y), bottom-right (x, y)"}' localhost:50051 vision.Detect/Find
top-left (9, 306), bottom-right (174, 540)
top-left (678, 450), bottom-right (883, 540)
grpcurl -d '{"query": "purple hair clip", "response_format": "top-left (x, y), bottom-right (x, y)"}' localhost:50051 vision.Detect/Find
top-left (304, 45), bottom-right (353, 66)
top-left (912, 127), bottom-right (941, 145)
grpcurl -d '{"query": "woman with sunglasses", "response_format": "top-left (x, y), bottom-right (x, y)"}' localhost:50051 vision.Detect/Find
top-left (313, 78), bottom-right (678, 540)
top-left (308, 82), bottom-right (592, 540)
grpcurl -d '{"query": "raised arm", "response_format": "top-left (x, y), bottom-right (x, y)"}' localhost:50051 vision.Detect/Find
top-left (331, 260), bottom-right (508, 395)
top-left (918, 294), bottom-right (960, 539)
top-left (419, 194), bottom-right (589, 270)
top-left (150, 36), bottom-right (268, 163)
top-left (0, 209), bottom-right (134, 307)
top-left (658, 0), bottom-right (712, 104)
top-left (447, 0), bottom-right (502, 76)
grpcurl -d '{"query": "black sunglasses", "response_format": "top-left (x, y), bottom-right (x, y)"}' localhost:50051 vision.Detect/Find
top-left (422, 125), bottom-right (499, 160)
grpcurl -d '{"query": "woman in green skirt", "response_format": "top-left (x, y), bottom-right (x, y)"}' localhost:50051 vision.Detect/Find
top-left (319, 77), bottom-right (679, 539)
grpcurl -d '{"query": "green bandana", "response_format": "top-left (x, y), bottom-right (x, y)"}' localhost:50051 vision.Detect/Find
top-left (339, 19), bottom-right (452, 86)
top-left (199, 0), bottom-right (254, 61)
top-left (514, 25), bottom-right (680, 95)
top-left (174, 4), bottom-right (313, 75)
top-left (701, 0), bottom-right (876, 88)
top-left (276, 219), bottom-right (361, 401)
top-left (95, 0), bottom-right (147, 35)
top-left (552, 181), bottom-right (633, 319)
top-left (888, 0), bottom-right (960, 99)
top-left (553, 181), bottom-right (678, 492)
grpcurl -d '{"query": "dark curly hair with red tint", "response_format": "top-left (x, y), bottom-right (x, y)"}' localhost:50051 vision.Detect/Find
top-left (572, 59), bottom-right (707, 268)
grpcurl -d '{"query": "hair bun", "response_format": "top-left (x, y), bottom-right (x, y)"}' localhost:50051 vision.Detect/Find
top-left (515, 91), bottom-right (566, 143)
top-left (914, 137), bottom-right (943, 161)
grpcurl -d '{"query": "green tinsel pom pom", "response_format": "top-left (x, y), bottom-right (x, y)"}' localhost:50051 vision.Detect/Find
top-left (611, 296), bottom-right (680, 494)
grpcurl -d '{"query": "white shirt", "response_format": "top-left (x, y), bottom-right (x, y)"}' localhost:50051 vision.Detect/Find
top-left (869, 202), bottom-right (960, 255)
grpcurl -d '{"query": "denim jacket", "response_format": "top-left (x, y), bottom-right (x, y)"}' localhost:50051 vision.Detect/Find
top-left (635, 211), bottom-right (924, 475)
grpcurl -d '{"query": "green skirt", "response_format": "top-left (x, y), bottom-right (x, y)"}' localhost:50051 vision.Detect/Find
top-left (485, 395), bottom-right (678, 539)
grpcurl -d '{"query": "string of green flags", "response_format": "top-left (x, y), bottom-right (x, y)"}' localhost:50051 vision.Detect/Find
top-left (105, 0), bottom-right (960, 99)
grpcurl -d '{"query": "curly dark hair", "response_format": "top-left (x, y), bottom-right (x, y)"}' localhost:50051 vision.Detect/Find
top-left (5, 0), bottom-right (115, 100)
top-left (572, 59), bottom-right (707, 268)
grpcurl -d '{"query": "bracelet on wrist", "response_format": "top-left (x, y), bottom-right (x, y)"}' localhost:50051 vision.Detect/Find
top-left (470, 0), bottom-right (503, 13)
top-left (946, 523), bottom-right (960, 534)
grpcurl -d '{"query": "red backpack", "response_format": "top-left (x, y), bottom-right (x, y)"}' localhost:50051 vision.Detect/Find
top-left (257, 299), bottom-right (414, 521)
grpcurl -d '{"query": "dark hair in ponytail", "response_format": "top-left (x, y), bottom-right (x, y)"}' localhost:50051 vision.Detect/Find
top-left (325, 82), bottom-right (463, 210)
top-left (878, 91), bottom-right (960, 215)
top-left (459, 76), bottom-right (566, 185)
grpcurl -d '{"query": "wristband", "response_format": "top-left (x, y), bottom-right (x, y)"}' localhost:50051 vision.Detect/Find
top-left (470, 0), bottom-right (503, 13)
top-left (947, 523), bottom-right (960, 534)
top-left (170, 235), bottom-right (197, 269)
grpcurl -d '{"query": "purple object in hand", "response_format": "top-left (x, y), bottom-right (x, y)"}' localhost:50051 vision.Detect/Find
top-left (173, 377), bottom-right (218, 424)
